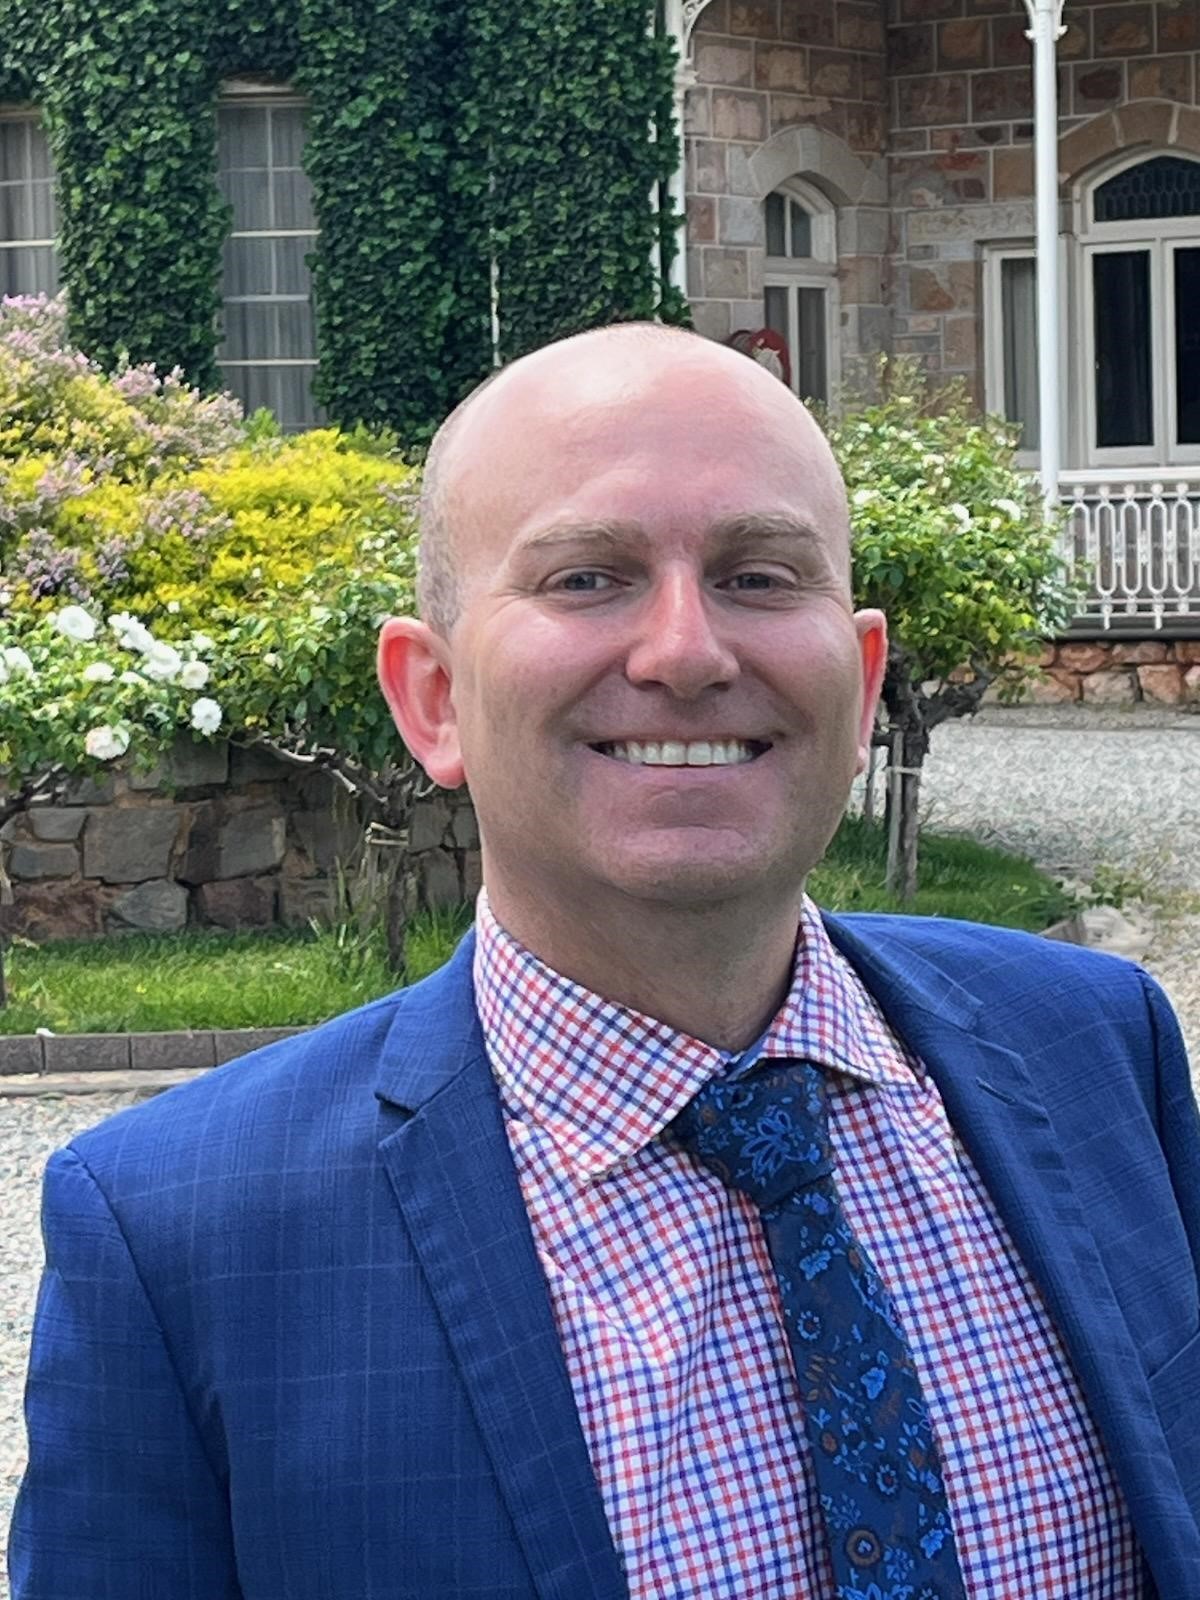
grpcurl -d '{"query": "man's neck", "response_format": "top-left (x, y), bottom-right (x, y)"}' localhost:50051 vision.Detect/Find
top-left (483, 879), bottom-right (806, 1053)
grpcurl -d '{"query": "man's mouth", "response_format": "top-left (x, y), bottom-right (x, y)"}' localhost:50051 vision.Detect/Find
top-left (590, 739), bottom-right (771, 767)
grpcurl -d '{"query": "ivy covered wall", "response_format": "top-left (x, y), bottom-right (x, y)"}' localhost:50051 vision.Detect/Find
top-left (1, 0), bottom-right (685, 441)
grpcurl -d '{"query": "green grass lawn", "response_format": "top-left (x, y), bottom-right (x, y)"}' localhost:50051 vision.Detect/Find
top-left (0, 818), bottom-right (1068, 1036)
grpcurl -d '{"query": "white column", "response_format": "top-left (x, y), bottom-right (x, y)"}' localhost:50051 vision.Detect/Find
top-left (1023, 0), bottom-right (1067, 510)
top-left (659, 0), bottom-right (714, 301)
top-left (667, 57), bottom-right (696, 298)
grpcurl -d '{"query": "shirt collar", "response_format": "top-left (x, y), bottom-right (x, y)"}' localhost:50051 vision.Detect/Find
top-left (473, 890), bottom-right (921, 1181)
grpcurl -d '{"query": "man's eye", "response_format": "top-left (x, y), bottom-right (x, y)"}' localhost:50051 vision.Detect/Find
top-left (556, 571), bottom-right (616, 593)
top-left (726, 571), bottom-right (778, 591)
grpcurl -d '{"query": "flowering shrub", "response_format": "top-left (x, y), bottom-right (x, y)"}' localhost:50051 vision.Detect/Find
top-left (0, 604), bottom-right (226, 788)
top-left (822, 362), bottom-right (1078, 897)
top-left (0, 296), bottom-right (419, 852)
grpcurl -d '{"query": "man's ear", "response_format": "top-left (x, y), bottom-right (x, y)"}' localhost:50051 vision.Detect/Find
top-left (853, 609), bottom-right (888, 775)
top-left (377, 617), bottom-right (466, 790)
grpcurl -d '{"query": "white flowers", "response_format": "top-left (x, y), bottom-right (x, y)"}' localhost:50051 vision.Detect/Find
top-left (949, 503), bottom-right (972, 526)
top-left (143, 641), bottom-right (183, 681)
top-left (108, 611), bottom-right (156, 654)
top-left (0, 645), bottom-right (34, 685)
top-left (54, 605), bottom-right (98, 643)
top-left (179, 658), bottom-right (210, 689)
top-left (189, 696), bottom-right (222, 735)
top-left (82, 661), bottom-right (115, 683)
top-left (992, 497), bottom-right (1024, 521)
top-left (84, 724), bottom-right (131, 761)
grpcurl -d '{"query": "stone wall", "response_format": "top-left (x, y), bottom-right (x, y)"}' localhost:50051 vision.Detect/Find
top-left (1021, 638), bottom-right (1200, 704)
top-left (686, 0), bottom-right (892, 388)
top-left (886, 0), bottom-right (1200, 393)
top-left (0, 738), bottom-right (479, 943)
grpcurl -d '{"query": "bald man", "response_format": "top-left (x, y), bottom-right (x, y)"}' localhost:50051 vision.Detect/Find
top-left (12, 326), bottom-right (1200, 1600)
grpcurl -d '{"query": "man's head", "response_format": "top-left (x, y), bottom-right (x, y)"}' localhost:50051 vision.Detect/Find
top-left (379, 322), bottom-right (886, 926)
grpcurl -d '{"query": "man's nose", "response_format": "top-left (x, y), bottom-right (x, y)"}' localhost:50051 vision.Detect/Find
top-left (624, 572), bottom-right (739, 698)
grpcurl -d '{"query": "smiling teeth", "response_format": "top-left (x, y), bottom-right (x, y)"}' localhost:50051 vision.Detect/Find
top-left (603, 740), bottom-right (759, 767)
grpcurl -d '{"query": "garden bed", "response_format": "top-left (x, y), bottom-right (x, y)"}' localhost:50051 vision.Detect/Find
top-left (0, 824), bottom-right (1067, 1045)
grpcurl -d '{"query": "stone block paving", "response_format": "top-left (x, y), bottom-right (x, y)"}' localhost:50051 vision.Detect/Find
top-left (1, 707), bottom-right (1199, 1587)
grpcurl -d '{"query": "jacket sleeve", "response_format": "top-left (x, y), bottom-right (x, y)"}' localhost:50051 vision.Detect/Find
top-left (8, 1144), bottom-right (241, 1600)
top-left (1139, 968), bottom-right (1200, 1284)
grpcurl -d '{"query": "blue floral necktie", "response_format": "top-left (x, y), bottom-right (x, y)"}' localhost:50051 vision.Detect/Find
top-left (668, 1062), bottom-right (968, 1600)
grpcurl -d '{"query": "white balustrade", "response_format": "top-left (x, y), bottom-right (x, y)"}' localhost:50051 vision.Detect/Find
top-left (1059, 473), bottom-right (1200, 629)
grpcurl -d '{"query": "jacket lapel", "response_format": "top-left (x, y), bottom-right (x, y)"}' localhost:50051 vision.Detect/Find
top-left (373, 937), bottom-right (627, 1600)
top-left (824, 914), bottom-right (1194, 1591)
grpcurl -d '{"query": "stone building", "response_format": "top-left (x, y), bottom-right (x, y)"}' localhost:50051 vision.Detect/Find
top-left (670, 0), bottom-right (1200, 695)
top-left (3, 0), bottom-right (1199, 690)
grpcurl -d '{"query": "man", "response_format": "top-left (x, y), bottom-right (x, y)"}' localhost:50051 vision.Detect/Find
top-left (10, 325), bottom-right (1200, 1599)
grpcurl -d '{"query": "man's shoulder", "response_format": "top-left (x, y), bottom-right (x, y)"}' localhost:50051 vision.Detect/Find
top-left (824, 907), bottom-right (1159, 1028)
top-left (828, 907), bottom-right (1135, 977)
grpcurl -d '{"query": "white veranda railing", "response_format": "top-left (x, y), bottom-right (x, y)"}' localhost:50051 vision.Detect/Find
top-left (1060, 471), bottom-right (1200, 630)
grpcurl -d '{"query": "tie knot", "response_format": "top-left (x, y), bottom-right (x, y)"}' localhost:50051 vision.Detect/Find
top-left (667, 1062), bottom-right (833, 1209)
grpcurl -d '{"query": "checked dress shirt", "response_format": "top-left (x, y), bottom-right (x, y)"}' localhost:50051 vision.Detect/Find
top-left (473, 892), bottom-right (1143, 1600)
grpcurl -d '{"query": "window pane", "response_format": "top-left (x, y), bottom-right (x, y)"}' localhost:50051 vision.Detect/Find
top-left (270, 106), bottom-right (307, 168)
top-left (29, 180), bottom-right (55, 238)
top-left (0, 185), bottom-right (27, 239)
top-left (1094, 250), bottom-right (1153, 448)
top-left (218, 107), bottom-right (268, 171)
top-left (219, 302), bottom-right (264, 360)
top-left (763, 284), bottom-right (789, 341)
top-left (1094, 156), bottom-right (1200, 223)
top-left (796, 287), bottom-right (827, 404)
top-left (1001, 256), bottom-right (1039, 450)
top-left (273, 168), bottom-right (315, 231)
top-left (274, 300), bottom-right (314, 359)
top-left (0, 245), bottom-right (53, 296)
top-left (222, 168), bottom-right (271, 230)
top-left (222, 234), bottom-right (273, 296)
top-left (765, 192), bottom-right (786, 257)
top-left (274, 235), bottom-right (312, 294)
top-left (1176, 247), bottom-right (1200, 446)
top-left (27, 123), bottom-right (51, 181)
top-left (0, 123), bottom-right (27, 183)
top-left (788, 201), bottom-right (812, 258)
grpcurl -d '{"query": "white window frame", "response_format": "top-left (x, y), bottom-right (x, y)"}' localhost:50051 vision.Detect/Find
top-left (0, 106), bottom-right (58, 298)
top-left (982, 240), bottom-right (1071, 471)
top-left (216, 79), bottom-right (319, 428)
top-left (982, 244), bottom-right (1037, 468)
top-left (763, 176), bottom-right (840, 407)
top-left (1071, 151), bottom-right (1200, 471)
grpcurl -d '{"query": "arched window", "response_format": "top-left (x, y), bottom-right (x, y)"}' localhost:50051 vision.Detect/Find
top-left (217, 84), bottom-right (319, 431)
top-left (761, 178), bottom-right (838, 406)
top-left (1080, 153), bottom-right (1200, 464)
top-left (0, 109), bottom-right (59, 298)
top-left (985, 151), bottom-right (1200, 468)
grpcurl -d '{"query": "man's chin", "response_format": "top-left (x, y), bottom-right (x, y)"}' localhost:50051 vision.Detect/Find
top-left (599, 847), bottom-right (806, 910)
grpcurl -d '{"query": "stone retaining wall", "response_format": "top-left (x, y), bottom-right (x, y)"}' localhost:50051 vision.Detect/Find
top-left (1020, 639), bottom-right (1200, 706)
top-left (1, 738), bottom-right (480, 943)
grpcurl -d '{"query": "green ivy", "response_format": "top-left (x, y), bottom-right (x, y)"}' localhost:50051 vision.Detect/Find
top-left (2, 0), bottom-right (685, 442)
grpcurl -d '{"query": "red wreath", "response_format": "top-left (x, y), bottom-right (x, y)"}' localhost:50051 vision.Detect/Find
top-left (724, 327), bottom-right (791, 388)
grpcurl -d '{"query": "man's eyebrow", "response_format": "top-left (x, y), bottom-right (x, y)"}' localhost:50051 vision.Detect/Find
top-left (516, 514), bottom-right (827, 555)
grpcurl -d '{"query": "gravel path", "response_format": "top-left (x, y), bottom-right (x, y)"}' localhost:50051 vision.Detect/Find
top-left (1, 706), bottom-right (1198, 1589)
top-left (913, 706), bottom-right (1200, 1070)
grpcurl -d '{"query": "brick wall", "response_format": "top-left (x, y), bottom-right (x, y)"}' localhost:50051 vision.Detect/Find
top-left (685, 0), bottom-right (891, 388)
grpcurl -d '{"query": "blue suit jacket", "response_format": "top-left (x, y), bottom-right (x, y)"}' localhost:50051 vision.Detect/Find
top-left (10, 913), bottom-right (1200, 1599)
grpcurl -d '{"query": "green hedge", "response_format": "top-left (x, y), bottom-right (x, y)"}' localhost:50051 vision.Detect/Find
top-left (5, 0), bottom-right (686, 442)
